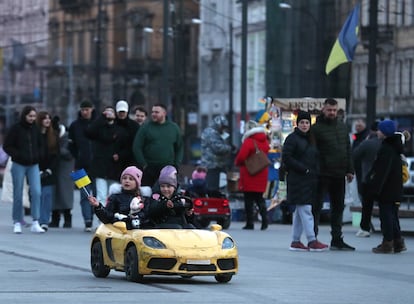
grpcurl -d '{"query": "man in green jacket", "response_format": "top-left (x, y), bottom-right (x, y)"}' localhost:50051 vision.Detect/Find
top-left (311, 98), bottom-right (355, 251)
top-left (133, 104), bottom-right (183, 187)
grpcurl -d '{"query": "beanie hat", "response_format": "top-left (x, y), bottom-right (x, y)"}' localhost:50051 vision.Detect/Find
top-left (192, 166), bottom-right (207, 180)
top-left (116, 100), bottom-right (129, 112)
top-left (121, 166), bottom-right (142, 188)
top-left (159, 165), bottom-right (178, 188)
top-left (378, 119), bottom-right (396, 137)
top-left (296, 111), bottom-right (311, 125)
top-left (80, 100), bottom-right (93, 108)
top-left (255, 109), bottom-right (270, 124)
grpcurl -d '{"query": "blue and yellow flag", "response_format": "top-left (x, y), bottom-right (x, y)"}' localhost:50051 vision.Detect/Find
top-left (325, 4), bottom-right (360, 75)
top-left (70, 169), bottom-right (91, 189)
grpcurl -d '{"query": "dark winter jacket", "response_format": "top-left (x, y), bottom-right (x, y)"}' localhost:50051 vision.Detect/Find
top-left (352, 135), bottom-right (382, 184)
top-left (234, 127), bottom-right (269, 193)
top-left (86, 115), bottom-right (127, 181)
top-left (94, 189), bottom-right (148, 229)
top-left (147, 191), bottom-right (193, 227)
top-left (38, 132), bottom-right (59, 186)
top-left (366, 134), bottom-right (403, 204)
top-left (310, 114), bottom-right (353, 177)
top-left (68, 110), bottom-right (96, 170)
top-left (283, 127), bottom-right (319, 205)
top-left (4, 116), bottom-right (43, 166)
top-left (352, 128), bottom-right (370, 150)
top-left (116, 117), bottom-right (139, 168)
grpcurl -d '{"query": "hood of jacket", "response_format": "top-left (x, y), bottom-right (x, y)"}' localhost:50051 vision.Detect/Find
top-left (241, 126), bottom-right (268, 143)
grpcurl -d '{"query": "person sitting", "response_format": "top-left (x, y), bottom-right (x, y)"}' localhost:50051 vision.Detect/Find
top-left (186, 166), bottom-right (208, 197)
top-left (88, 166), bottom-right (150, 229)
top-left (147, 165), bottom-right (195, 229)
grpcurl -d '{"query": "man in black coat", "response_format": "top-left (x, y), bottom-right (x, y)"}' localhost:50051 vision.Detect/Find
top-left (68, 100), bottom-right (96, 232)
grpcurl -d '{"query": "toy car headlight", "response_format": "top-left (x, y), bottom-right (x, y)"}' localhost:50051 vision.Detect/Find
top-left (143, 237), bottom-right (166, 249)
top-left (222, 237), bottom-right (235, 249)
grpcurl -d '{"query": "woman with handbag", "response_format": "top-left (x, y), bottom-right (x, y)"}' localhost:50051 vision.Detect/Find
top-left (235, 120), bottom-right (270, 230)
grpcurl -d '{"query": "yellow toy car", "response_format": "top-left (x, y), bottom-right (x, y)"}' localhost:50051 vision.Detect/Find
top-left (90, 222), bottom-right (239, 283)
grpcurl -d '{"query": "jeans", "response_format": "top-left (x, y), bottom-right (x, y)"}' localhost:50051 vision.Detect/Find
top-left (292, 204), bottom-right (316, 243)
top-left (80, 182), bottom-right (95, 226)
top-left (359, 183), bottom-right (374, 232)
top-left (39, 185), bottom-right (54, 225)
top-left (95, 178), bottom-right (117, 203)
top-left (11, 162), bottom-right (41, 222)
top-left (313, 176), bottom-right (345, 240)
top-left (378, 201), bottom-right (401, 241)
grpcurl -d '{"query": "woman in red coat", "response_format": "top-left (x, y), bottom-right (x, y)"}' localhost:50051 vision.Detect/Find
top-left (235, 120), bottom-right (270, 230)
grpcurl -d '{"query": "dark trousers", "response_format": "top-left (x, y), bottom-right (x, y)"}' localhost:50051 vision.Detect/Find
top-left (378, 201), bottom-right (401, 241)
top-left (243, 191), bottom-right (268, 227)
top-left (313, 176), bottom-right (345, 240)
top-left (359, 183), bottom-right (374, 231)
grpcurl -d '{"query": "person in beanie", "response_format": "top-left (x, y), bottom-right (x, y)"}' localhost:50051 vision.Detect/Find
top-left (147, 165), bottom-right (195, 228)
top-left (88, 166), bottom-right (149, 229)
top-left (283, 111), bottom-right (328, 251)
top-left (366, 119), bottom-right (406, 253)
top-left (186, 166), bottom-right (208, 197)
top-left (311, 98), bottom-right (355, 251)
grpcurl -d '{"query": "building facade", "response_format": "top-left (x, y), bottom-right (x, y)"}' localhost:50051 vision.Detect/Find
top-left (351, 0), bottom-right (414, 154)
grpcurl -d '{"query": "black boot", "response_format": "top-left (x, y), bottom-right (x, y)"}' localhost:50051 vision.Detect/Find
top-left (63, 209), bottom-right (72, 228)
top-left (49, 210), bottom-right (60, 228)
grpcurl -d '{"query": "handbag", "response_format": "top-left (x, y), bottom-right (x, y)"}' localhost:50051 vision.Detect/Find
top-left (245, 140), bottom-right (270, 175)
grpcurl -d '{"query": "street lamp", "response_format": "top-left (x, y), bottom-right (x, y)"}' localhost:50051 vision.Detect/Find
top-left (192, 19), bottom-right (234, 144)
top-left (279, 2), bottom-right (320, 97)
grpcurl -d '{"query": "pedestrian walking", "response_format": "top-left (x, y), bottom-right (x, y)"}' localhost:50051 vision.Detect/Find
top-left (3, 105), bottom-right (45, 233)
top-left (234, 120), bottom-right (269, 230)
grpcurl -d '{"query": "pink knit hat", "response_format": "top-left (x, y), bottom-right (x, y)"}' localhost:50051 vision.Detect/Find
top-left (121, 166), bottom-right (142, 188)
top-left (192, 166), bottom-right (207, 180)
top-left (158, 165), bottom-right (178, 188)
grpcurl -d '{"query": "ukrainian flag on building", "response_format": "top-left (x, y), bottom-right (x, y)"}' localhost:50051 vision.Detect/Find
top-left (70, 169), bottom-right (92, 188)
top-left (325, 4), bottom-right (360, 75)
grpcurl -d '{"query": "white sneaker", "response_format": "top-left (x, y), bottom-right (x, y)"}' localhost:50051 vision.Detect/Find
top-left (40, 224), bottom-right (49, 232)
top-left (31, 221), bottom-right (45, 233)
top-left (13, 222), bottom-right (22, 234)
top-left (355, 229), bottom-right (370, 237)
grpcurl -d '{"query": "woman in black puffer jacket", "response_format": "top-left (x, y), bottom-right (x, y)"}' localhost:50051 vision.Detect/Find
top-left (282, 111), bottom-right (328, 251)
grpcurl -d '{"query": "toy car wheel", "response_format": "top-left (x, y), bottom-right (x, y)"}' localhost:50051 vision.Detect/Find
top-left (180, 275), bottom-right (194, 279)
top-left (125, 246), bottom-right (143, 282)
top-left (214, 273), bottom-right (232, 283)
top-left (217, 218), bottom-right (231, 229)
top-left (90, 241), bottom-right (110, 278)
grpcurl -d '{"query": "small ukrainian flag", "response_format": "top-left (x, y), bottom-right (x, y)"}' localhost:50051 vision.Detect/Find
top-left (70, 169), bottom-right (92, 189)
